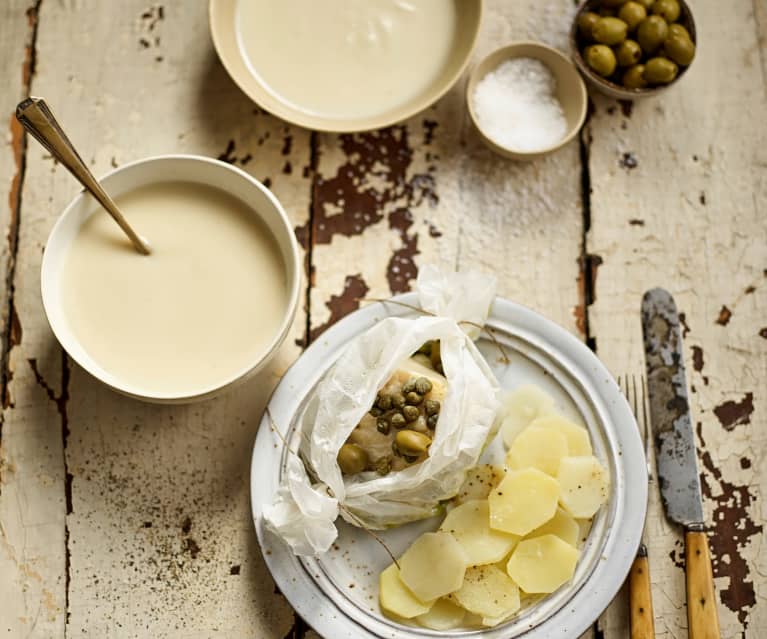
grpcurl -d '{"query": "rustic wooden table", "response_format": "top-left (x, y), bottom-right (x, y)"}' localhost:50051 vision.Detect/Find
top-left (0, 1), bottom-right (764, 637)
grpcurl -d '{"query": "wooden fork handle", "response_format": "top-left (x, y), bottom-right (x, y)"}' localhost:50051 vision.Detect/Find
top-left (686, 530), bottom-right (721, 639)
top-left (629, 546), bottom-right (655, 639)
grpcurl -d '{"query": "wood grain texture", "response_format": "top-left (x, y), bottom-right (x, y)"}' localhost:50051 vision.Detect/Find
top-left (630, 553), bottom-right (656, 639)
top-left (590, 1), bottom-right (767, 637)
top-left (686, 530), bottom-right (721, 639)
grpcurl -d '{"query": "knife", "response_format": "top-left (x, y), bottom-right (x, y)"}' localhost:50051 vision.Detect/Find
top-left (641, 288), bottom-right (721, 639)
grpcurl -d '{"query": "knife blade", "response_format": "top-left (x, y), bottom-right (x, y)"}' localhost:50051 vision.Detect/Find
top-left (641, 288), bottom-right (720, 639)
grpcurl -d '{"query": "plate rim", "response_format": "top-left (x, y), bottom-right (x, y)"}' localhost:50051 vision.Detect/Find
top-left (208, 0), bottom-right (484, 132)
top-left (251, 294), bottom-right (647, 638)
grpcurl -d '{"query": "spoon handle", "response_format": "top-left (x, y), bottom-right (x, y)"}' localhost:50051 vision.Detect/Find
top-left (16, 97), bottom-right (150, 255)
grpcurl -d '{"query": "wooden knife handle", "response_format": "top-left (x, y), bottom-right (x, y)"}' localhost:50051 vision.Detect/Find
top-left (686, 530), bottom-right (721, 639)
top-left (629, 548), bottom-right (656, 639)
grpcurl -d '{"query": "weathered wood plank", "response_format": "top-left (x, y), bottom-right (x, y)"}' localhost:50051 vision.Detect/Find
top-left (589, 2), bottom-right (767, 637)
top-left (2, 1), bottom-right (312, 636)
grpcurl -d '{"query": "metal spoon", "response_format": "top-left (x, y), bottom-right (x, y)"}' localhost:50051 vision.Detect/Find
top-left (16, 97), bottom-right (151, 255)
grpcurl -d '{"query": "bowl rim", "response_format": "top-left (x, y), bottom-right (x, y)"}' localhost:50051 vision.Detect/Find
top-left (569, 0), bottom-right (697, 98)
top-left (466, 41), bottom-right (588, 159)
top-left (208, 0), bottom-right (484, 133)
top-left (40, 153), bottom-right (302, 404)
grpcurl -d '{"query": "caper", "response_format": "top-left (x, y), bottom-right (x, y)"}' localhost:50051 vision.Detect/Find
top-left (369, 406), bottom-right (383, 418)
top-left (427, 414), bottom-right (439, 429)
top-left (395, 430), bottom-right (432, 455)
top-left (643, 56), bottom-right (678, 84)
top-left (667, 23), bottom-right (691, 41)
top-left (424, 399), bottom-right (440, 416)
top-left (376, 417), bottom-right (390, 435)
top-left (402, 378), bottom-right (417, 394)
top-left (592, 17), bottom-right (629, 45)
top-left (406, 391), bottom-right (423, 406)
top-left (391, 392), bottom-right (406, 409)
top-left (617, 1), bottom-right (647, 30)
top-left (412, 416), bottom-right (428, 433)
top-left (577, 11), bottom-right (600, 39)
top-left (376, 393), bottom-right (392, 410)
top-left (414, 377), bottom-right (432, 395)
top-left (584, 44), bottom-right (617, 77)
top-left (651, 0), bottom-right (680, 23)
top-left (430, 341), bottom-right (442, 371)
top-left (337, 443), bottom-right (368, 475)
top-left (622, 64), bottom-right (648, 89)
top-left (374, 455), bottom-right (392, 476)
top-left (390, 413), bottom-right (407, 429)
top-left (616, 39), bottom-right (642, 66)
top-left (403, 405), bottom-right (420, 422)
top-left (637, 15), bottom-right (668, 54)
top-left (663, 34), bottom-right (695, 66)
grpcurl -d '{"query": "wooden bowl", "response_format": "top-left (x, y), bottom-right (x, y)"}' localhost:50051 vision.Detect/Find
top-left (570, 0), bottom-right (697, 99)
top-left (466, 42), bottom-right (588, 161)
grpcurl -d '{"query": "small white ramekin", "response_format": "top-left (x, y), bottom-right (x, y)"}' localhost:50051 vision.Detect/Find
top-left (41, 154), bottom-right (301, 403)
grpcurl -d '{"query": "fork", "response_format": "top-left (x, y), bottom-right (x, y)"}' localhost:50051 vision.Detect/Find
top-left (619, 374), bottom-right (656, 639)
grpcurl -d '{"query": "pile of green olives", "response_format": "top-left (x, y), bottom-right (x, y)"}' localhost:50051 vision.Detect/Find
top-left (576, 0), bottom-right (695, 89)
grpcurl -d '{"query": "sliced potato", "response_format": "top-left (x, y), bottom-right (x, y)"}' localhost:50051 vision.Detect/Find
top-left (527, 507), bottom-right (579, 547)
top-left (482, 609), bottom-right (518, 628)
top-left (506, 534), bottom-right (580, 594)
top-left (506, 426), bottom-right (568, 476)
top-left (379, 563), bottom-right (434, 619)
top-left (440, 500), bottom-right (519, 565)
top-left (500, 384), bottom-right (556, 447)
top-left (532, 414), bottom-right (593, 456)
top-left (454, 464), bottom-right (505, 505)
top-left (451, 565), bottom-right (521, 619)
top-left (399, 532), bottom-right (469, 602)
top-left (415, 598), bottom-right (466, 630)
top-left (488, 468), bottom-right (560, 536)
top-left (577, 518), bottom-right (593, 547)
top-left (557, 456), bottom-right (610, 518)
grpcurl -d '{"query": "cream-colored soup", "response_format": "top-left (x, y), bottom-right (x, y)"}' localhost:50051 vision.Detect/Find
top-left (62, 181), bottom-right (288, 396)
top-left (237, 0), bottom-right (459, 119)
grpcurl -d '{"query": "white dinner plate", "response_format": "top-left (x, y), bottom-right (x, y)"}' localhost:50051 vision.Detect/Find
top-left (251, 294), bottom-right (646, 638)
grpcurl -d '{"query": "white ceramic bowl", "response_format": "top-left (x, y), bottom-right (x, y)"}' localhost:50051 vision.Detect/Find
top-left (41, 155), bottom-right (301, 403)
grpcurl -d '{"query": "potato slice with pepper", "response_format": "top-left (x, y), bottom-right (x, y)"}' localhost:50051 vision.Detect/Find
top-left (450, 565), bottom-right (521, 619)
top-left (379, 563), bottom-right (434, 619)
top-left (557, 456), bottom-right (610, 518)
top-left (454, 464), bottom-right (505, 505)
top-left (399, 532), bottom-right (469, 602)
top-left (415, 598), bottom-right (465, 630)
top-left (489, 468), bottom-right (560, 536)
top-left (526, 507), bottom-right (580, 547)
top-left (439, 500), bottom-right (519, 565)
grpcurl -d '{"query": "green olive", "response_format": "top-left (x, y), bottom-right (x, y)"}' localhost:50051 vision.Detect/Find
top-left (643, 56), bottom-right (678, 84)
top-left (403, 405), bottom-right (420, 422)
top-left (577, 11), bottom-right (601, 39)
top-left (592, 17), bottom-right (629, 45)
top-left (616, 39), bottom-right (643, 66)
top-left (391, 392), bottom-right (406, 409)
top-left (667, 23), bottom-right (691, 40)
top-left (424, 399), bottom-right (440, 416)
top-left (376, 393), bottom-right (392, 410)
top-left (651, 0), bottom-right (680, 22)
top-left (338, 443), bottom-right (368, 475)
top-left (637, 15), bottom-right (669, 54)
top-left (664, 34), bottom-right (695, 65)
top-left (390, 413), bottom-right (407, 429)
top-left (414, 377), bottom-right (432, 395)
top-left (622, 64), bottom-right (648, 89)
top-left (601, 0), bottom-right (627, 7)
top-left (584, 44), bottom-right (617, 77)
top-left (635, 0), bottom-right (654, 8)
top-left (618, 1), bottom-right (647, 30)
top-left (395, 430), bottom-right (432, 455)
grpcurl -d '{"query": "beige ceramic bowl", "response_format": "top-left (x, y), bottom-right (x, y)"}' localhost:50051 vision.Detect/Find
top-left (571, 0), bottom-right (697, 99)
top-left (209, 0), bottom-right (482, 132)
top-left (467, 42), bottom-right (588, 161)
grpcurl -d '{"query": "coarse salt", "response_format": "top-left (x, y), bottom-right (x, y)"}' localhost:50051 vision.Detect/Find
top-left (472, 57), bottom-right (567, 153)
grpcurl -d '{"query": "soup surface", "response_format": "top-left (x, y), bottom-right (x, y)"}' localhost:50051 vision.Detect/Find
top-left (62, 181), bottom-right (288, 396)
top-left (237, 0), bottom-right (459, 119)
